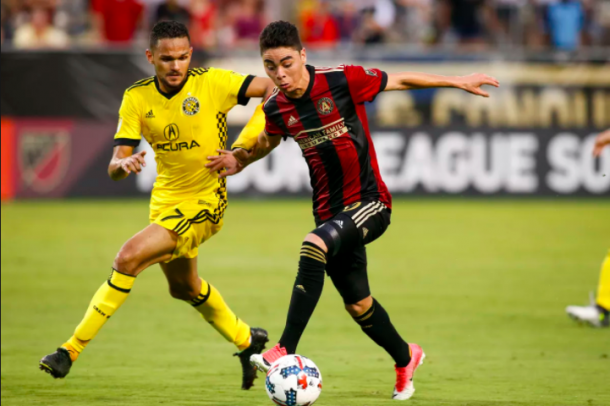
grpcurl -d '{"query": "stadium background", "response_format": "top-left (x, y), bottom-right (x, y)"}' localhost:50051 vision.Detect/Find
top-left (1, 1), bottom-right (609, 406)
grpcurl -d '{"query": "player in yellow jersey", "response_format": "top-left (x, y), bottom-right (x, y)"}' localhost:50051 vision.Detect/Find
top-left (39, 21), bottom-right (275, 388)
top-left (566, 129), bottom-right (610, 328)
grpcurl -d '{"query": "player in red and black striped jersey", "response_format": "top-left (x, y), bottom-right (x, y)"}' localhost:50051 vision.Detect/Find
top-left (207, 21), bottom-right (499, 400)
top-left (263, 63), bottom-right (392, 224)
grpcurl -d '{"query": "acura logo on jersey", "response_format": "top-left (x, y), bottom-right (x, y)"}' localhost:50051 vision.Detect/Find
top-left (316, 98), bottom-right (334, 115)
top-left (183, 97), bottom-right (200, 116)
top-left (164, 124), bottom-right (180, 141)
top-left (157, 140), bottom-right (201, 152)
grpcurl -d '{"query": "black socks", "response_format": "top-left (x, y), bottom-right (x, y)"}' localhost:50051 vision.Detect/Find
top-left (279, 242), bottom-right (327, 354)
top-left (354, 299), bottom-right (412, 368)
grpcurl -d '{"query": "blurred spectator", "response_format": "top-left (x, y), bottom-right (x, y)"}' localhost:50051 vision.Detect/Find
top-left (334, 0), bottom-right (360, 43)
top-left (546, 0), bottom-right (584, 50)
top-left (600, 0), bottom-right (610, 45)
top-left (438, 0), bottom-right (495, 48)
top-left (190, 0), bottom-right (217, 48)
top-left (300, 0), bottom-right (340, 47)
top-left (493, 0), bottom-right (526, 45)
top-left (529, 0), bottom-right (557, 48)
top-left (1, 1), bottom-right (13, 44)
top-left (156, 0), bottom-right (190, 26)
top-left (233, 0), bottom-right (264, 42)
top-left (395, 0), bottom-right (434, 45)
top-left (357, 0), bottom-right (397, 44)
top-left (13, 6), bottom-right (69, 49)
top-left (91, 0), bottom-right (144, 45)
top-left (0, 0), bottom-right (607, 51)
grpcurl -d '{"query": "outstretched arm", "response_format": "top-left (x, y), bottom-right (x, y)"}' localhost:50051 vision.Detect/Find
top-left (206, 131), bottom-right (282, 178)
top-left (593, 129), bottom-right (610, 157)
top-left (385, 72), bottom-right (500, 97)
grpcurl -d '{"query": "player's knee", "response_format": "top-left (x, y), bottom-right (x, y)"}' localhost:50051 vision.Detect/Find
top-left (345, 296), bottom-right (374, 318)
top-left (304, 233), bottom-right (328, 254)
top-left (113, 247), bottom-right (141, 276)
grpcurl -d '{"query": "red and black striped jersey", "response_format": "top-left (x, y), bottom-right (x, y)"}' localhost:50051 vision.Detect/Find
top-left (263, 64), bottom-right (392, 222)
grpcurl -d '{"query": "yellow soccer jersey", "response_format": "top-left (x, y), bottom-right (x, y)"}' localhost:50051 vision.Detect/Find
top-left (114, 68), bottom-right (254, 212)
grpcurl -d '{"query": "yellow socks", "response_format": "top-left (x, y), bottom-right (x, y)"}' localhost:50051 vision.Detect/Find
top-left (597, 251), bottom-right (610, 311)
top-left (190, 279), bottom-right (252, 351)
top-left (62, 269), bottom-right (136, 362)
top-left (60, 274), bottom-right (250, 362)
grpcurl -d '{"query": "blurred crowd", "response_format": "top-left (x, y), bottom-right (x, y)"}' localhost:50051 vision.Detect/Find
top-left (2, 0), bottom-right (610, 51)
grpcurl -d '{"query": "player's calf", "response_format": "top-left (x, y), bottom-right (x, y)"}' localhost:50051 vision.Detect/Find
top-left (168, 281), bottom-right (201, 301)
top-left (345, 296), bottom-right (374, 318)
top-left (277, 240), bottom-right (328, 354)
top-left (351, 298), bottom-right (412, 369)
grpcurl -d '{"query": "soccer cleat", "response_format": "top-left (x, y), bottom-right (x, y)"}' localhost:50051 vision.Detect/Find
top-left (250, 343), bottom-right (287, 373)
top-left (567, 294), bottom-right (609, 328)
top-left (39, 348), bottom-right (73, 379)
top-left (234, 328), bottom-right (269, 390)
top-left (393, 344), bottom-right (426, 401)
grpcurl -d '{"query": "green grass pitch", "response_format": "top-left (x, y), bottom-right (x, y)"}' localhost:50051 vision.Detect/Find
top-left (1, 199), bottom-right (609, 406)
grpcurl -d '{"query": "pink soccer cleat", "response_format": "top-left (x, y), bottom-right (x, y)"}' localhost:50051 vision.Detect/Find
top-left (393, 344), bottom-right (426, 401)
top-left (250, 343), bottom-right (288, 373)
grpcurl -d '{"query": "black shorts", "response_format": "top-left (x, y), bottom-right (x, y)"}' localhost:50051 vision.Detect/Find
top-left (315, 201), bottom-right (391, 305)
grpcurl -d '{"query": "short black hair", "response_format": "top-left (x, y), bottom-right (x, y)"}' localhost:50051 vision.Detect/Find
top-left (150, 21), bottom-right (190, 50)
top-left (259, 21), bottom-right (303, 54)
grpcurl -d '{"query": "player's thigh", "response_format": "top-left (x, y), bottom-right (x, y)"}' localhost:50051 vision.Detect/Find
top-left (115, 223), bottom-right (178, 276)
top-left (315, 201), bottom-right (391, 255)
top-left (341, 201), bottom-right (391, 247)
top-left (327, 246), bottom-right (371, 305)
top-left (153, 200), bottom-right (224, 262)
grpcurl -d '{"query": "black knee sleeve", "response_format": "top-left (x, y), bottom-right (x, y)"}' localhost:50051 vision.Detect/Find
top-left (312, 214), bottom-right (358, 257)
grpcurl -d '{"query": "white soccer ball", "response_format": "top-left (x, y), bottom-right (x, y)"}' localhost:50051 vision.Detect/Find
top-left (265, 355), bottom-right (323, 406)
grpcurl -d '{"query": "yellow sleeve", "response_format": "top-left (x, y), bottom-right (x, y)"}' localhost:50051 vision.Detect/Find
top-left (207, 67), bottom-right (255, 114)
top-left (232, 104), bottom-right (266, 151)
top-left (114, 90), bottom-right (142, 147)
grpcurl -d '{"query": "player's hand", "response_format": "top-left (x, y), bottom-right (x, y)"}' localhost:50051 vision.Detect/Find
top-left (206, 150), bottom-right (245, 179)
top-left (119, 151), bottom-right (147, 175)
top-left (457, 73), bottom-right (500, 98)
top-left (593, 130), bottom-right (610, 157)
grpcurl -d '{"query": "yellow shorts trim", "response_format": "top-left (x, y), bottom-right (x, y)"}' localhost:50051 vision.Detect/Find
top-left (150, 199), bottom-right (225, 262)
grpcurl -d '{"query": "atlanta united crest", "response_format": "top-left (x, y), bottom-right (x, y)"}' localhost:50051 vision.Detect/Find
top-left (317, 98), bottom-right (334, 115)
top-left (182, 97), bottom-right (200, 116)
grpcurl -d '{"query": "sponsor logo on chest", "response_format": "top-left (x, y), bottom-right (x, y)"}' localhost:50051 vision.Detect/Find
top-left (296, 119), bottom-right (348, 150)
top-left (156, 123), bottom-right (201, 152)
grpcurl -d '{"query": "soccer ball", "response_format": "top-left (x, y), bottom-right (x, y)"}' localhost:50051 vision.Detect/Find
top-left (265, 355), bottom-right (323, 406)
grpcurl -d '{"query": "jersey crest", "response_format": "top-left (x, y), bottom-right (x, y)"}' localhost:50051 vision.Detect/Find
top-left (316, 98), bottom-right (334, 115)
top-left (182, 97), bottom-right (200, 116)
